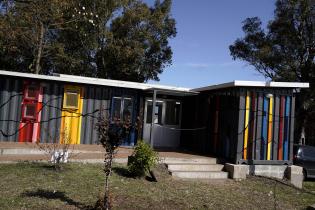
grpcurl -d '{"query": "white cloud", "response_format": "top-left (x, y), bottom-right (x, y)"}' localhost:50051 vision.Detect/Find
top-left (184, 63), bottom-right (210, 69)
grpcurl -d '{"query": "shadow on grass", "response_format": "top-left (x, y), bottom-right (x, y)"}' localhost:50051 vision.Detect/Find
top-left (145, 175), bottom-right (157, 182)
top-left (251, 175), bottom-right (315, 196)
top-left (30, 163), bottom-right (73, 172)
top-left (112, 166), bottom-right (132, 178)
top-left (22, 189), bottom-right (93, 209)
top-left (112, 166), bottom-right (158, 182)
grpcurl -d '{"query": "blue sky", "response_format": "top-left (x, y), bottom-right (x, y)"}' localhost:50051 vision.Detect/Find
top-left (148, 0), bottom-right (276, 88)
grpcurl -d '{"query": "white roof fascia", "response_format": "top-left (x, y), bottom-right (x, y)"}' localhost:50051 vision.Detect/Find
top-left (0, 70), bottom-right (194, 93)
top-left (191, 81), bottom-right (236, 92)
top-left (58, 73), bottom-right (194, 93)
top-left (192, 80), bottom-right (310, 92)
top-left (59, 73), bottom-right (194, 93)
top-left (267, 81), bottom-right (309, 88)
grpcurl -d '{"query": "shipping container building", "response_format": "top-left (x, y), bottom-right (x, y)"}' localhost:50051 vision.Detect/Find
top-left (0, 70), bottom-right (309, 165)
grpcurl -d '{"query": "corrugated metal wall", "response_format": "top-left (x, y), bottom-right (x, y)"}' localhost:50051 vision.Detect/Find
top-left (180, 90), bottom-right (240, 160)
top-left (236, 88), bottom-right (295, 164)
top-left (181, 88), bottom-right (296, 164)
top-left (0, 75), bottom-right (141, 144)
top-left (180, 95), bottom-right (208, 154)
top-left (40, 82), bottom-right (63, 143)
top-left (80, 86), bottom-right (110, 144)
top-left (0, 77), bottom-right (23, 142)
top-left (80, 86), bottom-right (140, 144)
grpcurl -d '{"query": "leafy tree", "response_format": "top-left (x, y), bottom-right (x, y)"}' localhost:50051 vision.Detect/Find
top-left (0, 0), bottom-right (79, 74)
top-left (0, 0), bottom-right (176, 82)
top-left (229, 0), bottom-right (315, 145)
top-left (96, 0), bottom-right (176, 82)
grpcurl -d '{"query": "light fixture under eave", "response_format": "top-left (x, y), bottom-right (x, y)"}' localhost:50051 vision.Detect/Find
top-left (266, 93), bottom-right (273, 98)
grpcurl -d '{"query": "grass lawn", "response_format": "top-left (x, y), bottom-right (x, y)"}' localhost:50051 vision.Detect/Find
top-left (0, 162), bottom-right (314, 210)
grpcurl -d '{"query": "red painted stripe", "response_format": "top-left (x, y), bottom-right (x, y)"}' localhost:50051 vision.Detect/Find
top-left (18, 122), bottom-right (25, 142)
top-left (278, 96), bottom-right (285, 160)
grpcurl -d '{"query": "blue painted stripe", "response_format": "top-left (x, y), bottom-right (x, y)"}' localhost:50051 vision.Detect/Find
top-left (261, 96), bottom-right (268, 160)
top-left (283, 96), bottom-right (291, 160)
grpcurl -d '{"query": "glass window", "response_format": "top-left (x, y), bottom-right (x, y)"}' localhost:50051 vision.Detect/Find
top-left (123, 98), bottom-right (133, 121)
top-left (26, 86), bottom-right (37, 99)
top-left (165, 101), bottom-right (181, 125)
top-left (146, 103), bottom-right (153, 124)
top-left (111, 97), bottom-right (133, 121)
top-left (65, 90), bottom-right (79, 108)
top-left (112, 97), bottom-right (122, 120)
top-left (24, 104), bottom-right (36, 118)
top-left (146, 101), bottom-right (163, 124)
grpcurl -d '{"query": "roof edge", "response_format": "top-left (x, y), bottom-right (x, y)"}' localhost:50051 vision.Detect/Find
top-left (192, 80), bottom-right (310, 92)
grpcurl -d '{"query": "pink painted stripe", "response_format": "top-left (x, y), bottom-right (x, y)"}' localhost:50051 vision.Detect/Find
top-left (32, 122), bottom-right (38, 143)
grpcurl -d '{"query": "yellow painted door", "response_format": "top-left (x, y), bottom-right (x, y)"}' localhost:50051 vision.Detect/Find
top-left (60, 85), bottom-right (83, 144)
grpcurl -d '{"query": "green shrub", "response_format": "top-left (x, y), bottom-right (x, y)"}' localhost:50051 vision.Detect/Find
top-left (128, 140), bottom-right (159, 177)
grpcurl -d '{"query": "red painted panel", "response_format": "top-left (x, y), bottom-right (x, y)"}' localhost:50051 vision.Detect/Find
top-left (19, 81), bottom-right (42, 143)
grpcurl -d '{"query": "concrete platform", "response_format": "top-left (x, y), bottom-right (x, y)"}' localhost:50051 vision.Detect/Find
top-left (169, 170), bottom-right (228, 179)
top-left (0, 142), bottom-right (216, 164)
top-left (162, 157), bottom-right (217, 164)
top-left (167, 163), bottom-right (224, 171)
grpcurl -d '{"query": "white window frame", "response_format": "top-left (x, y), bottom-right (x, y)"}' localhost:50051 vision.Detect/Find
top-left (144, 98), bottom-right (182, 127)
top-left (111, 96), bottom-right (133, 121)
top-left (63, 89), bottom-right (80, 109)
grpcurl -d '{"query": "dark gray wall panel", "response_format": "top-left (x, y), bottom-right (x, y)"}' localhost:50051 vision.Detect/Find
top-left (92, 87), bottom-right (101, 143)
top-left (255, 93), bottom-right (263, 160)
top-left (81, 86), bottom-right (112, 144)
top-left (236, 91), bottom-right (245, 163)
top-left (0, 78), bottom-right (22, 142)
top-left (289, 96), bottom-right (295, 161)
top-left (249, 93), bottom-right (257, 160)
top-left (273, 95), bottom-right (280, 160)
top-left (40, 82), bottom-right (63, 143)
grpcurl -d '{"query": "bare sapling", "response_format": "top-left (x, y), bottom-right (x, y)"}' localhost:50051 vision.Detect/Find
top-left (36, 128), bottom-right (74, 171)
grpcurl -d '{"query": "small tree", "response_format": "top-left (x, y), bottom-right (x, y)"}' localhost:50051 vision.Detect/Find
top-left (36, 128), bottom-right (73, 171)
top-left (128, 140), bottom-right (159, 179)
top-left (95, 109), bottom-right (131, 209)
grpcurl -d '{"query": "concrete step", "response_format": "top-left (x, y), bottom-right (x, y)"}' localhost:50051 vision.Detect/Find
top-left (161, 157), bottom-right (217, 164)
top-left (167, 163), bottom-right (224, 171)
top-left (169, 170), bottom-right (228, 179)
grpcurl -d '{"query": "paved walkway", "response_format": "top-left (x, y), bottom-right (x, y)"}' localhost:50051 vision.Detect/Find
top-left (0, 142), bottom-right (212, 163)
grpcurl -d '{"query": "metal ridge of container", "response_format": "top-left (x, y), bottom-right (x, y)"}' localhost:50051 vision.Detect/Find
top-left (0, 70), bottom-right (193, 93)
top-left (192, 80), bottom-right (310, 92)
top-left (0, 70), bottom-right (310, 93)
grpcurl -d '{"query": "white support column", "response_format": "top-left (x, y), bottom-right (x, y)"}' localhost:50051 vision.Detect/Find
top-left (150, 89), bottom-right (157, 148)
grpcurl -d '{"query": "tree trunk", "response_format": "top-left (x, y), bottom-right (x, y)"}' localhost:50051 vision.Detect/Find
top-left (104, 152), bottom-right (113, 210)
top-left (35, 22), bottom-right (44, 74)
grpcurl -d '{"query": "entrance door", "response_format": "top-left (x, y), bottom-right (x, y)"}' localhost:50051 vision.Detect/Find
top-left (60, 85), bottom-right (83, 145)
top-left (19, 81), bottom-right (43, 143)
top-left (143, 98), bottom-right (181, 148)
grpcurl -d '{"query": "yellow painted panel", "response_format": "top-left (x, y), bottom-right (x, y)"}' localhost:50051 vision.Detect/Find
top-left (267, 96), bottom-right (273, 160)
top-left (60, 85), bottom-right (83, 144)
top-left (243, 91), bottom-right (250, 160)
